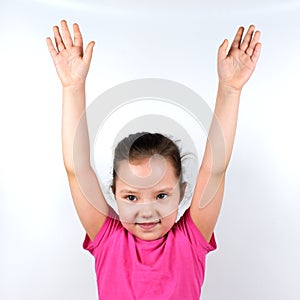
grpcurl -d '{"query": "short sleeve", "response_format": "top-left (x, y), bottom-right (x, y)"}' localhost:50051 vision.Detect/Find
top-left (83, 216), bottom-right (111, 254)
top-left (83, 209), bottom-right (121, 254)
top-left (176, 208), bottom-right (217, 253)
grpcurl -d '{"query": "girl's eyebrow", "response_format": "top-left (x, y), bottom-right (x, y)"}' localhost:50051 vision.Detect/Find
top-left (119, 189), bottom-right (140, 194)
top-left (155, 187), bottom-right (174, 193)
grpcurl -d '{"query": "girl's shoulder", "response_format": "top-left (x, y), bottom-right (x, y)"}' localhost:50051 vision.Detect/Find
top-left (173, 208), bottom-right (217, 253)
top-left (83, 208), bottom-right (123, 253)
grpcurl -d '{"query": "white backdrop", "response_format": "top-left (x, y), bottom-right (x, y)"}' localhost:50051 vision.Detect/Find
top-left (1, 0), bottom-right (300, 299)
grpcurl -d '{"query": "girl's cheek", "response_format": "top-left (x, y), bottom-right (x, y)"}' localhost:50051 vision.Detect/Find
top-left (155, 197), bottom-right (179, 219)
top-left (116, 199), bottom-right (139, 223)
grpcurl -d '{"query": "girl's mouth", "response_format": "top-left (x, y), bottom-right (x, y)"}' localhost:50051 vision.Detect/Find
top-left (136, 221), bottom-right (160, 230)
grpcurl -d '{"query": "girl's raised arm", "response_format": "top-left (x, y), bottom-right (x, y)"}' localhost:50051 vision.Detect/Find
top-left (190, 25), bottom-right (262, 242)
top-left (46, 20), bottom-right (109, 240)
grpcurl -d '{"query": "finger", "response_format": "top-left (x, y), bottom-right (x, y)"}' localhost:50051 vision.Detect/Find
top-left (53, 25), bottom-right (65, 52)
top-left (240, 25), bottom-right (255, 52)
top-left (251, 42), bottom-right (262, 64)
top-left (46, 37), bottom-right (58, 59)
top-left (73, 23), bottom-right (83, 48)
top-left (230, 26), bottom-right (244, 50)
top-left (218, 39), bottom-right (228, 61)
top-left (83, 41), bottom-right (95, 65)
top-left (61, 20), bottom-right (73, 49)
top-left (246, 30), bottom-right (261, 56)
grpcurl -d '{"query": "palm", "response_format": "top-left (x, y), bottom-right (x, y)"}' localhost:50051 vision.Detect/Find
top-left (46, 20), bottom-right (94, 87)
top-left (53, 46), bottom-right (88, 87)
top-left (218, 26), bottom-right (262, 91)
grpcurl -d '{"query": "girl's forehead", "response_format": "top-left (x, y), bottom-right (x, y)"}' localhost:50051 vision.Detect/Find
top-left (115, 157), bottom-right (179, 191)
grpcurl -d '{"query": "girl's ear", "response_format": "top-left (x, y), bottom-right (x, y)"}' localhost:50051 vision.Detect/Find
top-left (180, 182), bottom-right (187, 202)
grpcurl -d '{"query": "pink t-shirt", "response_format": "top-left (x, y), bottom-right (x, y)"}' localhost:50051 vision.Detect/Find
top-left (83, 208), bottom-right (217, 300)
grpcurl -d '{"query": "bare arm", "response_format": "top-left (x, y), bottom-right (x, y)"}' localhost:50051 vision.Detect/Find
top-left (46, 20), bottom-right (109, 240)
top-left (190, 25), bottom-right (262, 242)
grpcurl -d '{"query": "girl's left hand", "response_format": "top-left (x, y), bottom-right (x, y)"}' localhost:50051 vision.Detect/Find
top-left (217, 25), bottom-right (262, 92)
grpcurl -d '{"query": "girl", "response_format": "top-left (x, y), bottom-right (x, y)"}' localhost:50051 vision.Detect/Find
top-left (46, 20), bottom-right (261, 299)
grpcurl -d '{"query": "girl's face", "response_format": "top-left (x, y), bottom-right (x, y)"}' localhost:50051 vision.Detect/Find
top-left (115, 156), bottom-right (184, 241)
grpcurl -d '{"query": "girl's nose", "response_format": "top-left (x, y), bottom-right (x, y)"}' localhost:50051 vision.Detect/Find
top-left (139, 202), bottom-right (156, 219)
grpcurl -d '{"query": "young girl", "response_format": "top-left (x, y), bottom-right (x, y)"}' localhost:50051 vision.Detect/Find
top-left (46, 20), bottom-right (261, 299)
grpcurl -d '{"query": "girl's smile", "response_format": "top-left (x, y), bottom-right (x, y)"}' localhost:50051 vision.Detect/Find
top-left (136, 221), bottom-right (161, 231)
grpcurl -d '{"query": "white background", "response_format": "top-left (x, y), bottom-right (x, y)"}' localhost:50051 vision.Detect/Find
top-left (1, 0), bottom-right (300, 299)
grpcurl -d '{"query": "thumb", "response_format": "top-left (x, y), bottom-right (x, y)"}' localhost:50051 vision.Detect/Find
top-left (83, 41), bottom-right (95, 65)
top-left (218, 39), bottom-right (228, 61)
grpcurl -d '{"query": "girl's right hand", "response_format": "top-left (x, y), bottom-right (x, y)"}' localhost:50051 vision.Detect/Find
top-left (46, 20), bottom-right (95, 88)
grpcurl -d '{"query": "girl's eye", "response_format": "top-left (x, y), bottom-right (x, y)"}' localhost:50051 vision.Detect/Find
top-left (126, 195), bottom-right (137, 201)
top-left (157, 193), bottom-right (168, 200)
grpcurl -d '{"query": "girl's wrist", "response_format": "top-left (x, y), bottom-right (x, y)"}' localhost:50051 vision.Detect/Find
top-left (62, 83), bottom-right (86, 101)
top-left (217, 81), bottom-right (242, 96)
top-left (62, 83), bottom-right (86, 92)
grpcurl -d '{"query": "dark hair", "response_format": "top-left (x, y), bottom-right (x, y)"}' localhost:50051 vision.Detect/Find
top-left (111, 132), bottom-right (182, 194)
